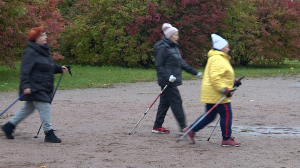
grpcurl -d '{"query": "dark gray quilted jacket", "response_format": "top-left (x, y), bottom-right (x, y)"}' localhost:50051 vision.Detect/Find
top-left (154, 37), bottom-right (198, 86)
top-left (19, 41), bottom-right (63, 103)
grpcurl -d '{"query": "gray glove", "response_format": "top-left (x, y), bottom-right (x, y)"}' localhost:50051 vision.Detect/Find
top-left (169, 75), bottom-right (176, 83)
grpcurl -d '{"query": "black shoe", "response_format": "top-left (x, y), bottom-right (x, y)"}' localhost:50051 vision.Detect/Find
top-left (1, 122), bottom-right (15, 139)
top-left (44, 129), bottom-right (61, 143)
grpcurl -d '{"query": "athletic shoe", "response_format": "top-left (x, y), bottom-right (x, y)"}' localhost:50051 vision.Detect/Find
top-left (151, 127), bottom-right (170, 134)
top-left (221, 137), bottom-right (241, 147)
top-left (183, 126), bottom-right (195, 144)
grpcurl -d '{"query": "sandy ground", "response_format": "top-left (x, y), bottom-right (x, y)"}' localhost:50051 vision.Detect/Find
top-left (1, 75), bottom-right (300, 168)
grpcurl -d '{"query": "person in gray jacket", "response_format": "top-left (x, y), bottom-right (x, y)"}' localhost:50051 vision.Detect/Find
top-left (1, 27), bottom-right (68, 143)
top-left (152, 23), bottom-right (202, 134)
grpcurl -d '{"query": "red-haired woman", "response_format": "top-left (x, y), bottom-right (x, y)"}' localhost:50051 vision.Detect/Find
top-left (1, 27), bottom-right (68, 143)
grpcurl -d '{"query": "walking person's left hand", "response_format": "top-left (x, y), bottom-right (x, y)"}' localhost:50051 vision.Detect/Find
top-left (234, 80), bottom-right (241, 87)
top-left (62, 66), bottom-right (68, 73)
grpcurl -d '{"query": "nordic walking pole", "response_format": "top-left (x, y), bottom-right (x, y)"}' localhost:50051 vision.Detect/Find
top-left (129, 83), bottom-right (169, 135)
top-left (33, 73), bottom-right (63, 138)
top-left (51, 74), bottom-right (64, 103)
top-left (176, 95), bottom-right (227, 143)
top-left (207, 76), bottom-right (244, 141)
top-left (34, 66), bottom-right (72, 138)
top-left (0, 94), bottom-right (24, 117)
top-left (207, 117), bottom-right (220, 141)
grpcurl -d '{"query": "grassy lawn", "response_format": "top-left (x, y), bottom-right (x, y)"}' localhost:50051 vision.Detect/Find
top-left (0, 60), bottom-right (300, 92)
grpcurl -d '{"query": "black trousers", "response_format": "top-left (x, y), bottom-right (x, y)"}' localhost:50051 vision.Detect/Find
top-left (153, 85), bottom-right (186, 130)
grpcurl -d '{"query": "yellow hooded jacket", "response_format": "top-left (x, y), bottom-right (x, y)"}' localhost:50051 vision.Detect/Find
top-left (201, 49), bottom-right (234, 104)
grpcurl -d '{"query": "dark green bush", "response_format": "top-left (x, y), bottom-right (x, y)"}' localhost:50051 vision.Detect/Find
top-left (59, 0), bottom-right (153, 67)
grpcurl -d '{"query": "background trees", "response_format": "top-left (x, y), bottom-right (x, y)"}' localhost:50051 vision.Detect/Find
top-left (127, 0), bottom-right (228, 67)
top-left (1, 0), bottom-right (300, 68)
top-left (0, 0), bottom-right (65, 69)
top-left (58, 0), bottom-right (227, 67)
top-left (218, 0), bottom-right (260, 66)
top-left (252, 0), bottom-right (300, 65)
top-left (0, 0), bottom-right (32, 68)
top-left (219, 0), bottom-right (300, 66)
top-left (58, 0), bottom-right (152, 66)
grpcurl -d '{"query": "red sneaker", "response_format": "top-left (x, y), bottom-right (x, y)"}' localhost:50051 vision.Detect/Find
top-left (183, 126), bottom-right (195, 144)
top-left (222, 137), bottom-right (241, 147)
top-left (152, 127), bottom-right (170, 134)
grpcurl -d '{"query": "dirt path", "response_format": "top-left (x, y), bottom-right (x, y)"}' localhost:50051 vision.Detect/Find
top-left (1, 75), bottom-right (300, 168)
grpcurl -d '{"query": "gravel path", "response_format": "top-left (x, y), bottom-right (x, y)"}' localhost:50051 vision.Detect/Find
top-left (1, 75), bottom-right (300, 167)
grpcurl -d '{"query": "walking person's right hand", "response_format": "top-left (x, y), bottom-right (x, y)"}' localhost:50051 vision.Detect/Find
top-left (169, 75), bottom-right (176, 83)
top-left (23, 88), bottom-right (31, 94)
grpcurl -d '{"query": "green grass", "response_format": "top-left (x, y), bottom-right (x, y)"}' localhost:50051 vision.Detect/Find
top-left (233, 60), bottom-right (300, 78)
top-left (1, 60), bottom-right (300, 92)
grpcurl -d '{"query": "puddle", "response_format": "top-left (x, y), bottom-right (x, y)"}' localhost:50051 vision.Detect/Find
top-left (208, 125), bottom-right (300, 136)
top-left (290, 83), bottom-right (300, 88)
top-left (233, 125), bottom-right (300, 136)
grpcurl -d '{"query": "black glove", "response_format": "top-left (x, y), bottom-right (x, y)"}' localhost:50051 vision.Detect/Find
top-left (234, 76), bottom-right (244, 87)
top-left (221, 88), bottom-right (234, 97)
top-left (234, 80), bottom-right (241, 87)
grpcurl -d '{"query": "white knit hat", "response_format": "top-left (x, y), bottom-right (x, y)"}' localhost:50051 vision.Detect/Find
top-left (211, 34), bottom-right (228, 50)
top-left (162, 23), bottom-right (178, 38)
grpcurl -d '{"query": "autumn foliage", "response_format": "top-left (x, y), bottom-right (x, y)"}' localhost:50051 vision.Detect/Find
top-left (252, 0), bottom-right (300, 65)
top-left (220, 0), bottom-right (300, 65)
top-left (0, 0), bottom-right (65, 68)
top-left (2, 0), bottom-right (300, 68)
top-left (125, 0), bottom-right (227, 67)
top-left (58, 0), bottom-right (227, 67)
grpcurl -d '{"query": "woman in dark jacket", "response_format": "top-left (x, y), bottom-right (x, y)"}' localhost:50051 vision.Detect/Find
top-left (152, 23), bottom-right (202, 134)
top-left (1, 27), bottom-right (68, 143)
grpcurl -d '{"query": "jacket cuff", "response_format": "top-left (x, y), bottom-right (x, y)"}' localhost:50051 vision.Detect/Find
top-left (55, 66), bottom-right (63, 74)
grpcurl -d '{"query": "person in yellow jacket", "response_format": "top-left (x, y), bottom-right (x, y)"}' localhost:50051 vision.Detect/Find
top-left (183, 34), bottom-right (241, 146)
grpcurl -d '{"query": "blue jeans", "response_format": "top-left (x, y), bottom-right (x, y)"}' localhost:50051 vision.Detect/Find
top-left (191, 103), bottom-right (232, 140)
top-left (9, 101), bottom-right (52, 131)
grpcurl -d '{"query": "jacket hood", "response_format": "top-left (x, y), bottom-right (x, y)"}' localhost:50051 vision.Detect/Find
top-left (27, 41), bottom-right (50, 57)
top-left (207, 49), bottom-right (231, 59)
